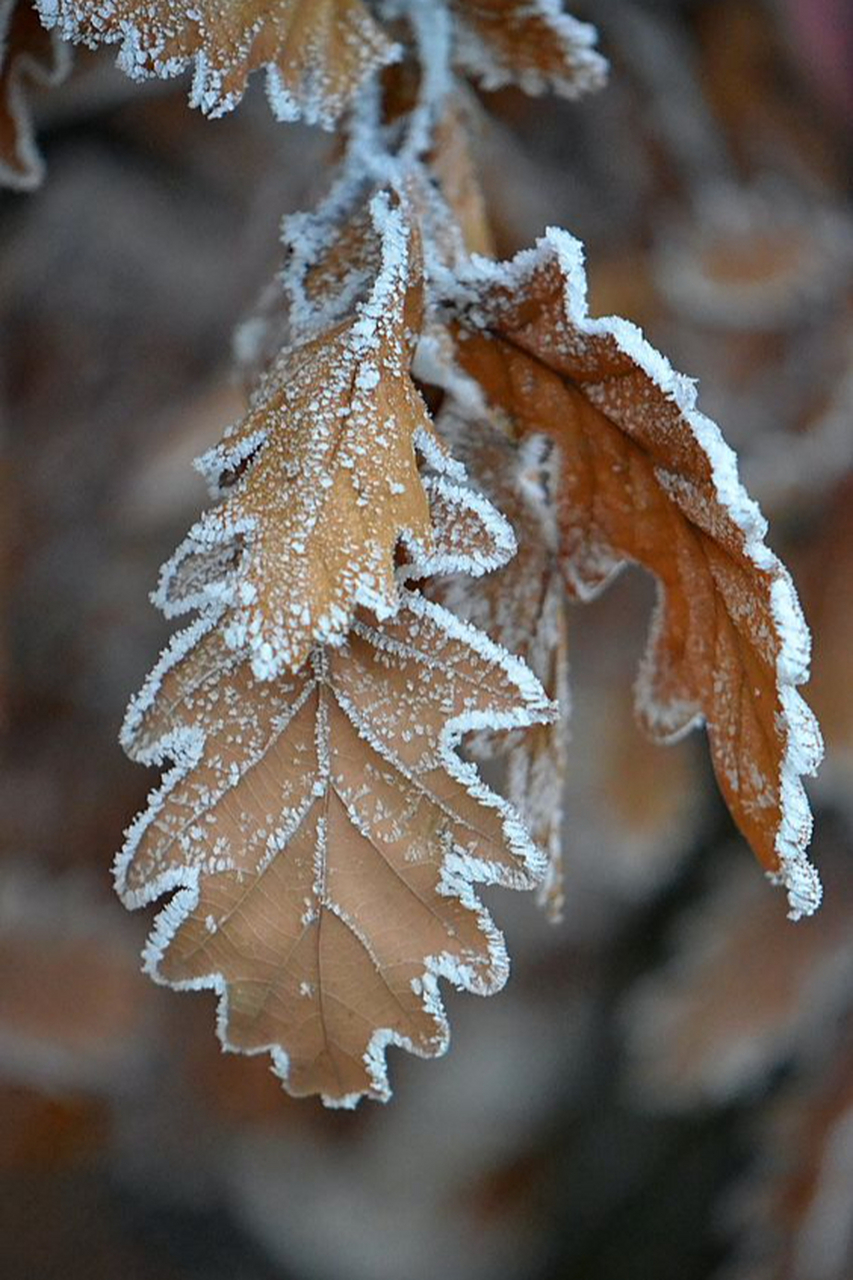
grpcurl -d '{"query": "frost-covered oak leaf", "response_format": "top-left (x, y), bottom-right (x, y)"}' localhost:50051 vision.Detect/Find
top-left (446, 230), bottom-right (824, 919)
top-left (117, 579), bottom-right (552, 1105)
top-left (429, 413), bottom-right (569, 919)
top-left (36, 0), bottom-right (397, 123)
top-left (419, 93), bottom-right (495, 264)
top-left (159, 193), bottom-right (440, 681)
top-left (0, 0), bottom-right (69, 189)
top-left (451, 0), bottom-right (607, 99)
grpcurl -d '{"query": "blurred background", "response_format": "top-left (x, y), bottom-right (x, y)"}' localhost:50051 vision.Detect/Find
top-left (0, 0), bottom-right (851, 1277)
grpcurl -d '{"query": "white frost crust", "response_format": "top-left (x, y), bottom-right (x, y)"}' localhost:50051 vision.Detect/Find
top-left (447, 227), bottom-right (824, 918)
top-left (34, 0), bottom-right (400, 127)
top-left (0, 1), bottom-right (71, 191)
top-left (120, 610), bottom-right (224, 761)
top-left (144, 191), bottom-right (433, 680)
top-left (115, 589), bottom-right (554, 1107)
top-left (149, 186), bottom-right (528, 686)
top-left (151, 433), bottom-right (519, 672)
top-left (450, 0), bottom-right (607, 99)
top-left (397, 473), bottom-right (517, 579)
top-left (413, 326), bottom-right (490, 419)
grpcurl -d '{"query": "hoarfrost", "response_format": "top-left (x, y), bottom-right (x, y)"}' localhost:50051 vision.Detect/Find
top-left (116, 586), bottom-right (554, 1106)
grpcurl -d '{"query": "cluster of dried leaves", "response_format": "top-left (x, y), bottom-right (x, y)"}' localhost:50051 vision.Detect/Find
top-left (2, 1), bottom-right (853, 1277)
top-left (0, 0), bottom-right (827, 1112)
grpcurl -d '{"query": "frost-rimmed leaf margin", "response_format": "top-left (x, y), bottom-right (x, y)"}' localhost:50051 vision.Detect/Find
top-left (1, 0), bottom-right (71, 190)
top-left (449, 0), bottom-right (607, 99)
top-left (149, 189), bottom-right (463, 681)
top-left (437, 226), bottom-right (824, 920)
top-left (34, 0), bottom-right (400, 126)
top-left (114, 587), bottom-right (555, 1107)
top-left (151, 418), bottom-right (516, 653)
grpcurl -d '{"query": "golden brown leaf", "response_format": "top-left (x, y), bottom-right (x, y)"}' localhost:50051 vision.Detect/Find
top-left (0, 0), bottom-right (69, 189)
top-left (445, 230), bottom-right (823, 917)
top-left (117, 590), bottom-right (551, 1106)
top-left (429, 413), bottom-right (568, 918)
top-left (158, 192), bottom-right (441, 680)
top-left (451, 0), bottom-right (607, 99)
top-left (425, 92), bottom-right (496, 261)
top-left (37, 0), bottom-right (397, 123)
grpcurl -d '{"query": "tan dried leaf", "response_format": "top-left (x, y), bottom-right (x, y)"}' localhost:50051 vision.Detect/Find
top-left (446, 229), bottom-right (823, 918)
top-left (37, 0), bottom-right (397, 123)
top-left (425, 92), bottom-right (496, 261)
top-left (558, 576), bottom-right (706, 925)
top-left (429, 414), bottom-right (568, 918)
top-left (451, 0), bottom-right (607, 99)
top-left (0, 0), bottom-right (69, 189)
top-left (159, 192), bottom-right (441, 680)
top-left (117, 590), bottom-right (551, 1106)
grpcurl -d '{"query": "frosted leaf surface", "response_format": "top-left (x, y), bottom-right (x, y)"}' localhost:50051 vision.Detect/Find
top-left (235, 181), bottom-right (388, 384)
top-left (157, 193), bottom-right (441, 680)
top-left (447, 229), bottom-right (823, 918)
top-left (35, 0), bottom-right (397, 124)
top-left (279, 182), bottom-right (403, 345)
top-left (389, 89), bottom-right (496, 273)
top-left (117, 591), bottom-right (552, 1106)
top-left (0, 0), bottom-right (69, 189)
top-left (429, 414), bottom-right (568, 919)
top-left (450, 0), bottom-right (607, 100)
top-left (424, 92), bottom-right (495, 260)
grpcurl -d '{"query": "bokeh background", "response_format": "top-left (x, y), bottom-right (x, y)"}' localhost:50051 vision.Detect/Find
top-left (0, 1), bottom-right (851, 1277)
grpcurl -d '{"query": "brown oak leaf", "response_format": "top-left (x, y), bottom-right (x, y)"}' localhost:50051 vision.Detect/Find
top-left (451, 0), bottom-right (607, 99)
top-left (420, 91), bottom-right (496, 264)
top-left (1, 0), bottom-right (69, 189)
top-left (429, 412), bottom-right (569, 919)
top-left (443, 229), bottom-right (823, 917)
top-left (157, 191), bottom-right (442, 680)
top-left (117, 583), bottom-right (552, 1106)
top-left (36, 0), bottom-right (397, 123)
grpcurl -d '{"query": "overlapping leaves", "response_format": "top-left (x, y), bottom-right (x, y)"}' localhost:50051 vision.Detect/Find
top-left (158, 192), bottom-right (441, 680)
top-left (120, 508), bottom-right (551, 1105)
top-left (101, 0), bottom-right (824, 1116)
top-left (429, 413), bottom-right (569, 919)
top-left (118, 187), bottom-right (554, 1104)
top-left (37, 0), bottom-right (396, 123)
top-left (35, 0), bottom-right (606, 124)
top-left (438, 231), bottom-right (822, 917)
